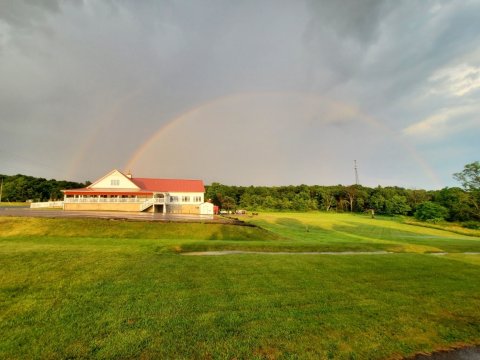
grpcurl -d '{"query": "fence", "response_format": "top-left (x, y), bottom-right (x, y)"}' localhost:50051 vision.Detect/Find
top-left (30, 201), bottom-right (64, 209)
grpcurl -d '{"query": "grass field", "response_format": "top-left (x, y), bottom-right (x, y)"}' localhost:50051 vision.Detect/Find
top-left (1, 213), bottom-right (480, 359)
top-left (0, 202), bottom-right (28, 207)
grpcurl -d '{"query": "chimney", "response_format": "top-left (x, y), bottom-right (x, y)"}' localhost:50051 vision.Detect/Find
top-left (126, 170), bottom-right (132, 179)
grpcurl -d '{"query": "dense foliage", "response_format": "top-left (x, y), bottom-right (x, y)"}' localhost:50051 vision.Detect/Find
top-left (205, 183), bottom-right (469, 218)
top-left (2, 162), bottom-right (479, 224)
top-left (205, 162), bottom-right (480, 223)
top-left (414, 201), bottom-right (448, 222)
top-left (0, 174), bottom-right (88, 202)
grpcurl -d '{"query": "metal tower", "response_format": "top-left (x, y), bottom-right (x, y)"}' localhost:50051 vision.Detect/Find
top-left (354, 160), bottom-right (359, 185)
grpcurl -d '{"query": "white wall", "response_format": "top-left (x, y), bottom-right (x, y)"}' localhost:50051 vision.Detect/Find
top-left (90, 170), bottom-right (139, 189)
top-left (199, 202), bottom-right (214, 215)
top-left (167, 192), bottom-right (204, 204)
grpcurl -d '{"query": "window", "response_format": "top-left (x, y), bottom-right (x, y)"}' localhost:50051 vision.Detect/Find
top-left (111, 179), bottom-right (120, 186)
top-left (194, 196), bottom-right (202, 203)
top-left (170, 196), bottom-right (178, 202)
top-left (182, 196), bottom-right (190, 202)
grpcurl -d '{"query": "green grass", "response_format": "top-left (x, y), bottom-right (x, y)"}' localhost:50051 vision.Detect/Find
top-left (1, 213), bottom-right (480, 359)
top-left (402, 217), bottom-right (480, 237)
top-left (241, 212), bottom-right (480, 254)
top-left (0, 202), bottom-right (28, 207)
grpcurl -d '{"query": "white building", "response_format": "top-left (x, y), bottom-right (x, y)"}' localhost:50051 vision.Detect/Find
top-left (63, 169), bottom-right (211, 214)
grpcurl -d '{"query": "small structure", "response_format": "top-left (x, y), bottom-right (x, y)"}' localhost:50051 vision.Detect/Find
top-left (199, 202), bottom-right (214, 215)
top-left (62, 169), bottom-right (206, 214)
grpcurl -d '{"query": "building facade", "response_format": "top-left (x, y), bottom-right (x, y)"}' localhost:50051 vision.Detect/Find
top-left (62, 169), bottom-right (211, 214)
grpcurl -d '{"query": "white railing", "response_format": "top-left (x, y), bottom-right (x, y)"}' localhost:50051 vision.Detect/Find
top-left (140, 198), bottom-right (165, 211)
top-left (140, 199), bottom-right (155, 211)
top-left (63, 197), bottom-right (203, 206)
top-left (30, 201), bottom-right (64, 209)
top-left (64, 197), bottom-right (165, 204)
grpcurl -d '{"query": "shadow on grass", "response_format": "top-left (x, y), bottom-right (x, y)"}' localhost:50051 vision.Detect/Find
top-left (330, 222), bottom-right (480, 253)
top-left (264, 216), bottom-right (480, 253)
top-left (275, 217), bottom-right (304, 227)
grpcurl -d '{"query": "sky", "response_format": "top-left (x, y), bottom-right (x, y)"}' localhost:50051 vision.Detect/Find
top-left (0, 0), bottom-right (479, 189)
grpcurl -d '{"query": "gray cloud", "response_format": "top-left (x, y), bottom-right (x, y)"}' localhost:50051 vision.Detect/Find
top-left (0, 0), bottom-right (479, 188)
top-left (0, 0), bottom-right (61, 30)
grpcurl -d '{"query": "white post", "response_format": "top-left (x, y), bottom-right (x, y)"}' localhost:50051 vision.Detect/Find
top-left (163, 193), bottom-right (166, 213)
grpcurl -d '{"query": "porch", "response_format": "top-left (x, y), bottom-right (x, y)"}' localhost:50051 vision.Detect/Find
top-left (63, 194), bottom-right (167, 212)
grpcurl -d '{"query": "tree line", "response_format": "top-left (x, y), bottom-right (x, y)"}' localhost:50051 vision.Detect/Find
top-left (206, 162), bottom-right (480, 225)
top-left (1, 162), bottom-right (478, 225)
top-left (0, 174), bottom-right (89, 202)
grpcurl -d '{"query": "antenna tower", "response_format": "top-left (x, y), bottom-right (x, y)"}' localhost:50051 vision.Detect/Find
top-left (354, 160), bottom-right (359, 185)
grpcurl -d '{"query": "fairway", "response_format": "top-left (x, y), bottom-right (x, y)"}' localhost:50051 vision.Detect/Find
top-left (1, 213), bottom-right (480, 359)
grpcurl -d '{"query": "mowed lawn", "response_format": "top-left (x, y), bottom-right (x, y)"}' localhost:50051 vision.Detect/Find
top-left (1, 214), bottom-right (480, 359)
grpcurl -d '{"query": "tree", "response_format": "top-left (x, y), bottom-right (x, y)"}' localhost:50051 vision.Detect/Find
top-left (433, 187), bottom-right (471, 221)
top-left (454, 161), bottom-right (480, 191)
top-left (344, 185), bottom-right (357, 212)
top-left (453, 161), bottom-right (480, 220)
top-left (406, 189), bottom-right (430, 213)
top-left (276, 198), bottom-right (292, 211)
top-left (318, 188), bottom-right (336, 211)
top-left (0, 174), bottom-right (87, 202)
top-left (220, 196), bottom-right (236, 212)
top-left (263, 195), bottom-right (277, 209)
top-left (414, 202), bottom-right (448, 222)
top-left (368, 191), bottom-right (385, 214)
top-left (384, 195), bottom-right (411, 215)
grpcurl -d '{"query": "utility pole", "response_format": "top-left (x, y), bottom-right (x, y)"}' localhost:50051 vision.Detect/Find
top-left (0, 178), bottom-right (3, 203)
top-left (354, 160), bottom-right (359, 185)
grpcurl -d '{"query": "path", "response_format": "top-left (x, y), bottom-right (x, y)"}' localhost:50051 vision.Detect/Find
top-left (181, 250), bottom-right (480, 256)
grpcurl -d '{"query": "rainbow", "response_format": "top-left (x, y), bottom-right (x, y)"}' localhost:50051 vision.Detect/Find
top-left (65, 85), bottom-right (149, 180)
top-left (120, 91), bottom-right (440, 186)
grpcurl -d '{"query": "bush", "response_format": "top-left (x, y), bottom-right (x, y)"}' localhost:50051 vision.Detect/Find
top-left (462, 221), bottom-right (480, 230)
top-left (414, 202), bottom-right (448, 222)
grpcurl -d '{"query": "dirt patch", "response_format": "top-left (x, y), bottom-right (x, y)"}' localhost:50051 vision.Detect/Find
top-left (407, 346), bottom-right (480, 359)
top-left (181, 250), bottom-right (393, 256)
top-left (181, 251), bottom-right (480, 256)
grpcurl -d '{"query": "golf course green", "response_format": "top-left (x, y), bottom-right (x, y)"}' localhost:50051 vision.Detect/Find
top-left (1, 213), bottom-right (479, 359)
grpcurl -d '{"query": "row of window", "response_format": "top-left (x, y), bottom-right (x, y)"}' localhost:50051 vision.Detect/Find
top-left (67, 195), bottom-right (149, 199)
top-left (169, 196), bottom-right (203, 203)
top-left (109, 179), bottom-right (202, 202)
top-left (68, 194), bottom-right (203, 202)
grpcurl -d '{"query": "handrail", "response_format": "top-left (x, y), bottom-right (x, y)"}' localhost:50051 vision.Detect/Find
top-left (140, 199), bottom-right (155, 211)
top-left (64, 197), bottom-right (165, 204)
top-left (140, 198), bottom-right (164, 211)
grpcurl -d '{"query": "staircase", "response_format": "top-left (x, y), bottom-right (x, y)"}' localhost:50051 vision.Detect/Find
top-left (140, 199), bottom-right (156, 212)
top-left (140, 198), bottom-right (165, 212)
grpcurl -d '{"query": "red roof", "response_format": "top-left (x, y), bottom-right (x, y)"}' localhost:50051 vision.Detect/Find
top-left (62, 170), bottom-right (205, 194)
top-left (131, 178), bottom-right (205, 192)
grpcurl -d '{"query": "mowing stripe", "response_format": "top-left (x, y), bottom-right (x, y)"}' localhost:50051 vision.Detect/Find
top-left (181, 251), bottom-right (393, 256)
top-left (181, 251), bottom-right (480, 256)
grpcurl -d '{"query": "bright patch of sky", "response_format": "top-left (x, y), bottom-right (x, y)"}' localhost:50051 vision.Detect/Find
top-left (429, 64), bottom-right (480, 97)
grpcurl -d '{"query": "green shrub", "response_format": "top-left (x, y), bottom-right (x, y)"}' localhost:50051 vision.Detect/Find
top-left (462, 221), bottom-right (480, 230)
top-left (414, 201), bottom-right (448, 222)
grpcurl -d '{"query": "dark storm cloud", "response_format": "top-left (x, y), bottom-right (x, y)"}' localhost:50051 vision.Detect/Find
top-left (305, 0), bottom-right (391, 44)
top-left (0, 0), bottom-right (479, 187)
